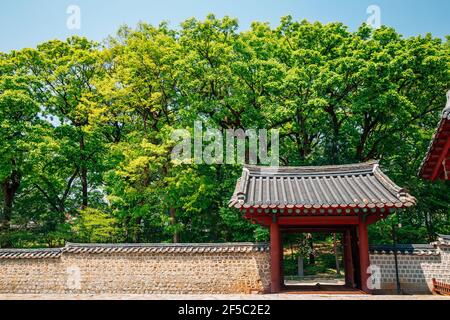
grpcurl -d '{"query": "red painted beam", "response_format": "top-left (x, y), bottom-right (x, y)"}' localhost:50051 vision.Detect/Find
top-left (277, 216), bottom-right (360, 226)
top-left (431, 137), bottom-right (450, 181)
top-left (366, 214), bottom-right (388, 225)
top-left (242, 206), bottom-right (398, 218)
top-left (248, 213), bottom-right (389, 228)
top-left (282, 227), bottom-right (351, 233)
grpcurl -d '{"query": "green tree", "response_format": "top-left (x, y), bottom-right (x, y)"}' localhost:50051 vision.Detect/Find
top-left (71, 207), bottom-right (118, 243)
top-left (0, 17), bottom-right (448, 247)
top-left (0, 52), bottom-right (40, 245)
top-left (19, 37), bottom-right (106, 210)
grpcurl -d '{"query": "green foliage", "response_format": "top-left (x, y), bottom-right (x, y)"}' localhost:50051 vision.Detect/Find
top-left (71, 208), bottom-right (118, 243)
top-left (284, 250), bottom-right (342, 277)
top-left (0, 16), bottom-right (449, 247)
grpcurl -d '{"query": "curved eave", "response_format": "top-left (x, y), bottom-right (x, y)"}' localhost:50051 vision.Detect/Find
top-left (229, 161), bottom-right (416, 211)
top-left (419, 92), bottom-right (450, 181)
top-left (230, 202), bottom-right (415, 211)
top-left (418, 117), bottom-right (450, 180)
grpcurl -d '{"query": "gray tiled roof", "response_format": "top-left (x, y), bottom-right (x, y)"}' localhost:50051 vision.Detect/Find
top-left (369, 244), bottom-right (439, 255)
top-left (0, 243), bottom-right (269, 259)
top-left (229, 161), bottom-right (416, 210)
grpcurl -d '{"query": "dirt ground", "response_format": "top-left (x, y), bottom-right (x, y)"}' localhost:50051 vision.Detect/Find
top-left (1, 293), bottom-right (449, 300)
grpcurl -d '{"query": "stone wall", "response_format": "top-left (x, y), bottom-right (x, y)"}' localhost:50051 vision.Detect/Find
top-left (2, 237), bottom-right (449, 295)
top-left (0, 243), bottom-right (271, 294)
top-left (369, 236), bottom-right (450, 294)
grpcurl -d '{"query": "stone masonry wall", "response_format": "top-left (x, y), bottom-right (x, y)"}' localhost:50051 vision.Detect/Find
top-left (0, 243), bottom-right (271, 294)
top-left (369, 242), bottom-right (450, 294)
top-left (2, 240), bottom-right (449, 295)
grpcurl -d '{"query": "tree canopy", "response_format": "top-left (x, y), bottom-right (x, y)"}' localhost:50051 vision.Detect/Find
top-left (0, 15), bottom-right (449, 247)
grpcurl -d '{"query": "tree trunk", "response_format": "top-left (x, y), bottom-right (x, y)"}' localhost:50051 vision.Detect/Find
top-left (307, 233), bottom-right (315, 265)
top-left (289, 241), bottom-right (295, 265)
top-left (135, 217), bottom-right (142, 242)
top-left (333, 233), bottom-right (341, 275)
top-left (424, 211), bottom-right (435, 243)
top-left (327, 108), bottom-right (340, 164)
top-left (1, 167), bottom-right (21, 247)
top-left (79, 133), bottom-right (88, 208)
top-left (170, 207), bottom-right (179, 243)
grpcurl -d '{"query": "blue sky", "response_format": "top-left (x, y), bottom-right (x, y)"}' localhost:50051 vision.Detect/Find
top-left (1, 0), bottom-right (449, 52)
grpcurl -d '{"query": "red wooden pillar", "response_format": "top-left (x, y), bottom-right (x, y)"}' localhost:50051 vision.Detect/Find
top-left (358, 215), bottom-right (371, 293)
top-left (270, 218), bottom-right (281, 293)
top-left (343, 229), bottom-right (355, 287)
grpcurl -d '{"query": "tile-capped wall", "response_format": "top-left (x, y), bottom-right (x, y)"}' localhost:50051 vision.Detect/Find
top-left (1, 239), bottom-right (449, 295)
top-left (369, 239), bottom-right (450, 294)
top-left (0, 243), bottom-right (271, 294)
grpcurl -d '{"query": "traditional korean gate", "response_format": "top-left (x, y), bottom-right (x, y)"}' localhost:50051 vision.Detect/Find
top-left (229, 161), bottom-right (416, 293)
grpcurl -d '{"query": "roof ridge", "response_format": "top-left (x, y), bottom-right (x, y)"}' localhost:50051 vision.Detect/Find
top-left (0, 243), bottom-right (271, 259)
top-left (369, 243), bottom-right (439, 255)
top-left (373, 166), bottom-right (417, 205)
top-left (244, 160), bottom-right (378, 173)
top-left (64, 242), bottom-right (267, 248)
top-left (372, 166), bottom-right (401, 193)
top-left (0, 247), bottom-right (61, 252)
